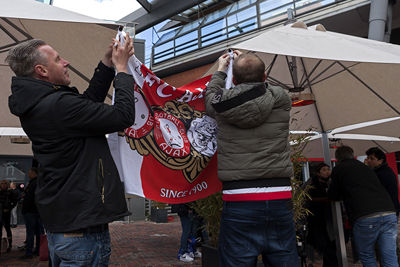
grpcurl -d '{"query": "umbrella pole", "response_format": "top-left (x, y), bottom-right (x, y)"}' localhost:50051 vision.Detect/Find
top-left (322, 132), bottom-right (348, 267)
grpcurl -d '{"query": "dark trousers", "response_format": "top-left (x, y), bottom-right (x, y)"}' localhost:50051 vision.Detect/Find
top-left (0, 211), bottom-right (12, 248)
top-left (179, 213), bottom-right (193, 252)
top-left (24, 213), bottom-right (43, 256)
top-left (322, 240), bottom-right (338, 267)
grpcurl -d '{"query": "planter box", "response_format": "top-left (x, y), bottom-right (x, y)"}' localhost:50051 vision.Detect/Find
top-left (202, 244), bottom-right (219, 267)
top-left (150, 207), bottom-right (168, 223)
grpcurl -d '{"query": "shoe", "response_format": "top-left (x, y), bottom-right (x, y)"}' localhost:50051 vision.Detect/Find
top-left (6, 247), bottom-right (11, 253)
top-left (20, 254), bottom-right (33, 260)
top-left (179, 252), bottom-right (194, 262)
top-left (194, 250), bottom-right (202, 258)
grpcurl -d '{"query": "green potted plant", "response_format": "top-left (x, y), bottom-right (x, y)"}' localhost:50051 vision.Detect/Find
top-left (150, 201), bottom-right (168, 223)
top-left (191, 192), bottom-right (222, 267)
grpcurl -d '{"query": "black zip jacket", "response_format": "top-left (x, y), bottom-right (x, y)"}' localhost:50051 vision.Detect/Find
top-left (0, 189), bottom-right (19, 213)
top-left (9, 62), bottom-right (135, 232)
top-left (328, 159), bottom-right (395, 223)
top-left (375, 163), bottom-right (400, 215)
top-left (22, 177), bottom-right (38, 214)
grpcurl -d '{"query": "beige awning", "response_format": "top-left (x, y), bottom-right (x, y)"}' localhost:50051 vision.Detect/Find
top-left (0, 0), bottom-right (122, 130)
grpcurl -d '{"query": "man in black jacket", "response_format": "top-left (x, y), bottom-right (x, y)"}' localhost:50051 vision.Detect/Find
top-left (328, 146), bottom-right (398, 266)
top-left (365, 147), bottom-right (400, 216)
top-left (6, 33), bottom-right (135, 266)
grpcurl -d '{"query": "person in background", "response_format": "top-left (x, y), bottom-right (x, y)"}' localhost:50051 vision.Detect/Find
top-left (20, 167), bottom-right (43, 259)
top-left (328, 146), bottom-right (398, 266)
top-left (9, 182), bottom-right (20, 228)
top-left (306, 163), bottom-right (338, 267)
top-left (172, 203), bottom-right (201, 262)
top-left (365, 147), bottom-right (400, 216)
top-left (0, 179), bottom-right (19, 253)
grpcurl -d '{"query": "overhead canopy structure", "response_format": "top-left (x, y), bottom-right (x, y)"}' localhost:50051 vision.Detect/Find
top-left (121, 0), bottom-right (211, 33)
top-left (0, 0), bottom-right (122, 154)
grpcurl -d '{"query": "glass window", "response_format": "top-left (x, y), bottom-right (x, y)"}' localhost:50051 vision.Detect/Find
top-left (203, 5), bottom-right (232, 24)
top-left (175, 40), bottom-right (199, 56)
top-left (259, 0), bottom-right (293, 13)
top-left (228, 18), bottom-right (257, 38)
top-left (179, 19), bottom-right (203, 35)
top-left (227, 6), bottom-right (256, 26)
top-left (154, 53), bottom-right (174, 64)
top-left (295, 0), bottom-right (335, 16)
top-left (201, 19), bottom-right (227, 46)
top-left (259, 0), bottom-right (293, 27)
top-left (229, 0), bottom-right (257, 13)
top-left (175, 31), bottom-right (198, 46)
top-left (154, 40), bottom-right (174, 55)
top-left (156, 29), bottom-right (178, 44)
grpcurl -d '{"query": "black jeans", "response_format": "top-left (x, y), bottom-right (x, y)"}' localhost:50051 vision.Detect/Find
top-left (24, 213), bottom-right (43, 256)
top-left (0, 211), bottom-right (12, 247)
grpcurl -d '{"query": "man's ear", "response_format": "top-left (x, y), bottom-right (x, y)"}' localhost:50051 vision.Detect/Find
top-left (34, 64), bottom-right (48, 78)
top-left (262, 72), bottom-right (266, 82)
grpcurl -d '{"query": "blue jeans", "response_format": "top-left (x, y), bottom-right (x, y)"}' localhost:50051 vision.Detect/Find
top-left (218, 199), bottom-right (299, 267)
top-left (179, 212), bottom-right (193, 252)
top-left (47, 229), bottom-right (111, 267)
top-left (353, 214), bottom-right (398, 267)
top-left (24, 213), bottom-right (43, 256)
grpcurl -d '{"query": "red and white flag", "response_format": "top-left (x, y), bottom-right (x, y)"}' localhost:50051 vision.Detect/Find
top-left (108, 51), bottom-right (221, 203)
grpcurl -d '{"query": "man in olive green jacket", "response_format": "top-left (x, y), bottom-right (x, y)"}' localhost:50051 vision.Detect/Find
top-left (205, 51), bottom-right (298, 267)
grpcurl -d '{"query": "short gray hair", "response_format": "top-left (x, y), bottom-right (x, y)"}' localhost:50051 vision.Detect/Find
top-left (5, 39), bottom-right (47, 77)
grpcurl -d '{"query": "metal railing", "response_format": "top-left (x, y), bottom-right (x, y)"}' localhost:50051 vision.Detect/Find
top-left (151, 0), bottom-right (343, 66)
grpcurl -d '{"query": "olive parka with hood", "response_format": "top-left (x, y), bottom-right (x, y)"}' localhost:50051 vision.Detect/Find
top-left (9, 62), bottom-right (135, 232)
top-left (205, 71), bottom-right (293, 190)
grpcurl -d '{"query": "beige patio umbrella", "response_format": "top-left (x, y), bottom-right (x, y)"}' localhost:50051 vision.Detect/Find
top-left (0, 0), bottom-right (122, 154)
top-left (206, 21), bottom-right (400, 133)
top-left (291, 130), bottom-right (400, 159)
top-left (334, 116), bottom-right (400, 138)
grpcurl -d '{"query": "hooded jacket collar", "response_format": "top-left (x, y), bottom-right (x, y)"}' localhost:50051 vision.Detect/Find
top-left (8, 76), bottom-right (77, 116)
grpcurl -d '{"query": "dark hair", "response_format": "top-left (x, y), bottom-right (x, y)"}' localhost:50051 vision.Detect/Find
top-left (5, 39), bottom-right (47, 77)
top-left (29, 167), bottom-right (38, 175)
top-left (233, 53), bottom-right (265, 84)
top-left (335, 146), bottom-right (354, 162)
top-left (315, 162), bottom-right (329, 173)
top-left (366, 147), bottom-right (386, 162)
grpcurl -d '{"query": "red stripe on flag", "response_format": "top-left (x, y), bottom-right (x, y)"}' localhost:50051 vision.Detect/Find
top-left (222, 191), bottom-right (292, 201)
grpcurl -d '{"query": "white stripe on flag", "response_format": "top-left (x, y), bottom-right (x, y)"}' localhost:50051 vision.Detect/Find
top-left (223, 186), bottom-right (292, 195)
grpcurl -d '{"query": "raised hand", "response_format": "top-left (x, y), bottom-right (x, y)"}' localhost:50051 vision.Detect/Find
top-left (217, 53), bottom-right (230, 72)
top-left (112, 32), bottom-right (135, 73)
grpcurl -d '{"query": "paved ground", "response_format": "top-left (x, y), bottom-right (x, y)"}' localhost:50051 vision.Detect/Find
top-left (0, 216), bottom-right (370, 266)
top-left (0, 217), bottom-right (202, 267)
